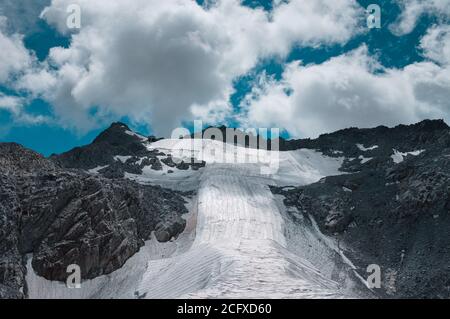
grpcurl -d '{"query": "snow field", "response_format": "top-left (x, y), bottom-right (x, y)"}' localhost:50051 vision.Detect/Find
top-left (27, 139), bottom-right (358, 299)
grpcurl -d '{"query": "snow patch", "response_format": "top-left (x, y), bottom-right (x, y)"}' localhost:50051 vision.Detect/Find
top-left (356, 144), bottom-right (378, 151)
top-left (88, 165), bottom-right (109, 174)
top-left (358, 155), bottom-right (373, 164)
top-left (125, 130), bottom-right (148, 141)
top-left (391, 149), bottom-right (425, 164)
top-left (114, 155), bottom-right (132, 163)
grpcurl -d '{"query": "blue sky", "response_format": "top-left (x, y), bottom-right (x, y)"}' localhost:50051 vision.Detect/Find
top-left (1, 0), bottom-right (450, 156)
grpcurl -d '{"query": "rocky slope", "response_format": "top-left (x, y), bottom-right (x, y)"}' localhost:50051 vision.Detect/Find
top-left (0, 143), bottom-right (189, 299)
top-left (272, 119), bottom-right (450, 298)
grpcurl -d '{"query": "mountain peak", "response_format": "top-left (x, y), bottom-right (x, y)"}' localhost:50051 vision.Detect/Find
top-left (53, 123), bottom-right (149, 169)
top-left (109, 122), bottom-right (131, 130)
top-left (93, 122), bottom-right (139, 145)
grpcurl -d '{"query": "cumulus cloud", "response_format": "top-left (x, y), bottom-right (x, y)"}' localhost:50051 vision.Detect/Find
top-left (4, 0), bottom-right (450, 140)
top-left (391, 0), bottom-right (450, 35)
top-left (0, 93), bottom-right (49, 125)
top-left (269, 0), bottom-right (363, 54)
top-left (241, 45), bottom-right (450, 137)
top-left (0, 15), bottom-right (50, 126)
top-left (0, 93), bottom-right (22, 114)
top-left (420, 24), bottom-right (450, 65)
top-left (16, 0), bottom-right (362, 135)
top-left (0, 17), bottom-right (33, 83)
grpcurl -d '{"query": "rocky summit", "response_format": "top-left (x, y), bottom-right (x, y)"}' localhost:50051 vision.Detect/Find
top-left (52, 122), bottom-right (205, 178)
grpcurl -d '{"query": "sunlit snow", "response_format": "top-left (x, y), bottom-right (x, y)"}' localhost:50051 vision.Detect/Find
top-left (391, 149), bottom-right (424, 164)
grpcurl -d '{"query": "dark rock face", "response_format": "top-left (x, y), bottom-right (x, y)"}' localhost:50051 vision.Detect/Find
top-left (197, 120), bottom-right (449, 153)
top-left (51, 122), bottom-right (148, 170)
top-left (0, 173), bottom-right (25, 299)
top-left (279, 119), bottom-right (450, 154)
top-left (52, 122), bottom-right (205, 178)
top-left (0, 143), bottom-right (189, 298)
top-left (272, 119), bottom-right (450, 299)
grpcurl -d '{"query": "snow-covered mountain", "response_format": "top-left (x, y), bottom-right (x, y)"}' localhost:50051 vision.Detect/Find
top-left (2, 120), bottom-right (450, 299)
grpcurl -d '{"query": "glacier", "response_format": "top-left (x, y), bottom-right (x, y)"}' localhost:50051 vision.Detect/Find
top-left (26, 139), bottom-right (366, 299)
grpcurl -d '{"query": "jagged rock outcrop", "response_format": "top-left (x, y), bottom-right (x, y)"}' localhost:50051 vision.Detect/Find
top-left (52, 122), bottom-right (205, 178)
top-left (272, 119), bottom-right (450, 298)
top-left (0, 143), bottom-right (189, 299)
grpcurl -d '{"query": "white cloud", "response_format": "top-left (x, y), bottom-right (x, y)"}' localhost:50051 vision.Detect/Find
top-left (241, 45), bottom-right (450, 137)
top-left (15, 68), bottom-right (57, 95)
top-left (0, 92), bottom-right (22, 113)
top-left (420, 24), bottom-right (450, 65)
top-left (0, 93), bottom-right (49, 125)
top-left (269, 0), bottom-right (363, 55)
top-left (18, 0), bottom-right (362, 135)
top-left (391, 0), bottom-right (450, 35)
top-left (0, 16), bottom-right (50, 127)
top-left (3, 0), bottom-right (450, 140)
top-left (0, 16), bottom-right (33, 83)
